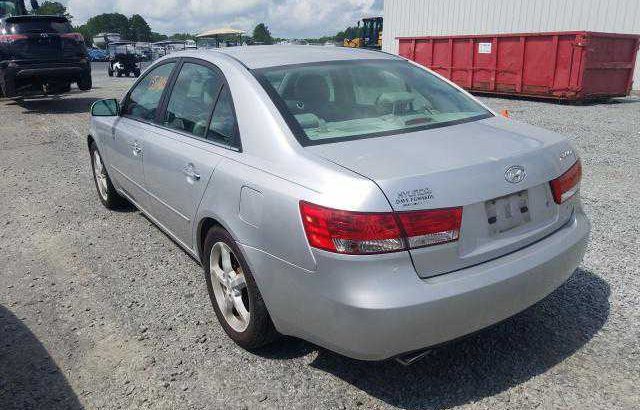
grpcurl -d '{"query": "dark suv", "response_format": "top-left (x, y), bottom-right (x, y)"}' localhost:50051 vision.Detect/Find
top-left (0, 15), bottom-right (92, 97)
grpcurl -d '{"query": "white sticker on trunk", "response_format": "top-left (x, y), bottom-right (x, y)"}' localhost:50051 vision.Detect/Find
top-left (478, 42), bottom-right (492, 54)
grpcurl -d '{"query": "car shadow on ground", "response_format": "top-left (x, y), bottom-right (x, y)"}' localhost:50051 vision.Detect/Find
top-left (0, 305), bottom-right (83, 410)
top-left (259, 268), bottom-right (609, 409)
top-left (7, 94), bottom-right (99, 115)
top-left (479, 93), bottom-right (640, 106)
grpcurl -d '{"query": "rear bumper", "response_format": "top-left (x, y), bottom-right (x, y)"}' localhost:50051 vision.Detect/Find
top-left (0, 60), bottom-right (90, 95)
top-left (242, 209), bottom-right (590, 361)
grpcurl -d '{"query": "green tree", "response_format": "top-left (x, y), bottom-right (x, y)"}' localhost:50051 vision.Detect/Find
top-left (169, 33), bottom-right (196, 41)
top-left (34, 1), bottom-right (72, 20)
top-left (252, 23), bottom-right (273, 45)
top-left (74, 24), bottom-right (92, 46)
top-left (150, 32), bottom-right (168, 42)
top-left (344, 26), bottom-right (362, 40)
top-left (128, 14), bottom-right (151, 42)
top-left (81, 13), bottom-right (131, 44)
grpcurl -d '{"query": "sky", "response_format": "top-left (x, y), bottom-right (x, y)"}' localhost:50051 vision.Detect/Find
top-left (52, 0), bottom-right (384, 38)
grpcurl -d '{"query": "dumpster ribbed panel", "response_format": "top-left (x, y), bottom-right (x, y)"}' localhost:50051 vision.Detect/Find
top-left (383, 0), bottom-right (640, 90)
top-left (398, 32), bottom-right (639, 100)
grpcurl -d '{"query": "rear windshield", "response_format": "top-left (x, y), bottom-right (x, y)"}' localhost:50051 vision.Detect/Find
top-left (3, 17), bottom-right (73, 34)
top-left (254, 59), bottom-right (492, 146)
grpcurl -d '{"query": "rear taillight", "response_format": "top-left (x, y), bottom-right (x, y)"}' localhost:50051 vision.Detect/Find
top-left (61, 33), bottom-right (84, 42)
top-left (550, 160), bottom-right (582, 204)
top-left (299, 201), bottom-right (404, 254)
top-left (0, 34), bottom-right (28, 43)
top-left (397, 208), bottom-right (463, 248)
top-left (300, 201), bottom-right (463, 255)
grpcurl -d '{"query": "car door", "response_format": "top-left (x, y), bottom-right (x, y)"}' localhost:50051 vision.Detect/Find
top-left (140, 59), bottom-right (240, 247)
top-left (108, 61), bottom-right (176, 203)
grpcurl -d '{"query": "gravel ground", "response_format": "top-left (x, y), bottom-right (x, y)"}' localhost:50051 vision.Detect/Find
top-left (0, 63), bottom-right (639, 410)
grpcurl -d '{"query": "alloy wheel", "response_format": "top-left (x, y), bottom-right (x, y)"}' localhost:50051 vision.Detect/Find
top-left (93, 150), bottom-right (108, 201)
top-left (209, 242), bottom-right (250, 332)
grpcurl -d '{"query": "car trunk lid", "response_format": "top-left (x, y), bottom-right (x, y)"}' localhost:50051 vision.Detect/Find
top-left (307, 116), bottom-right (579, 277)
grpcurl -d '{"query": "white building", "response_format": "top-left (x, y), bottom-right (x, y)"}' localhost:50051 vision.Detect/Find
top-left (382, 0), bottom-right (640, 90)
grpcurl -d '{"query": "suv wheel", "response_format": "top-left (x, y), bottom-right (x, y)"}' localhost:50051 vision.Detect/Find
top-left (108, 65), bottom-right (114, 77)
top-left (89, 142), bottom-right (127, 209)
top-left (78, 74), bottom-right (92, 91)
top-left (203, 227), bottom-right (279, 349)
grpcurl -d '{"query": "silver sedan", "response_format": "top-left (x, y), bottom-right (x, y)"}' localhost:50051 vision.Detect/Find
top-left (88, 46), bottom-right (590, 362)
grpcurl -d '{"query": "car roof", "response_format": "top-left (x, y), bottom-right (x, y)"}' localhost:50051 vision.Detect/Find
top-left (193, 45), bottom-right (402, 69)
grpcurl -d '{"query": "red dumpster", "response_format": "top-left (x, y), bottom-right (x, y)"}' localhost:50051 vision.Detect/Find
top-left (398, 31), bottom-right (640, 100)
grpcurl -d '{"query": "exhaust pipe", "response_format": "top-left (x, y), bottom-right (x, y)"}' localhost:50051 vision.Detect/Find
top-left (395, 349), bottom-right (432, 366)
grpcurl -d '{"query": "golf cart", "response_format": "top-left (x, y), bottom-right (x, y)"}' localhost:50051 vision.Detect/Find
top-left (107, 41), bottom-right (141, 78)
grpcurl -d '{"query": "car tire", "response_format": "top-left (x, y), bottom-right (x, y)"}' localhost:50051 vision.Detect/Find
top-left (116, 70), bottom-right (122, 77)
top-left (89, 142), bottom-right (127, 209)
top-left (203, 226), bottom-right (279, 350)
top-left (54, 82), bottom-right (71, 94)
top-left (78, 74), bottom-right (92, 91)
top-left (108, 66), bottom-right (114, 77)
top-left (133, 69), bottom-right (141, 77)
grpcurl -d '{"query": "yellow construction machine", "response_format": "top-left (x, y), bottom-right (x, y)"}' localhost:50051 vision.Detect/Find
top-left (343, 17), bottom-right (383, 50)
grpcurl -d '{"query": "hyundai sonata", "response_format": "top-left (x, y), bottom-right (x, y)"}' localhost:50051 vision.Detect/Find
top-left (88, 46), bottom-right (590, 361)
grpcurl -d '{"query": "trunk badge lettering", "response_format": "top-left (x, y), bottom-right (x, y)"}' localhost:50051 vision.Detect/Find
top-left (560, 149), bottom-right (575, 161)
top-left (395, 187), bottom-right (434, 208)
top-left (505, 165), bottom-right (526, 184)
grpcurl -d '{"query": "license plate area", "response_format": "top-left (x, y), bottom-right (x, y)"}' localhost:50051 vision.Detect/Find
top-left (485, 190), bottom-right (531, 235)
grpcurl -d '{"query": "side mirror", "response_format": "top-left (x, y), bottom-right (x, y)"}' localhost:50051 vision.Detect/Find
top-left (91, 99), bottom-right (120, 117)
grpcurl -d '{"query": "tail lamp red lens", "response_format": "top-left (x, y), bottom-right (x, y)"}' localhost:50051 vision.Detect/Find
top-left (397, 208), bottom-right (463, 248)
top-left (299, 201), bottom-right (463, 255)
top-left (61, 33), bottom-right (84, 42)
top-left (550, 160), bottom-right (582, 204)
top-left (0, 34), bottom-right (28, 43)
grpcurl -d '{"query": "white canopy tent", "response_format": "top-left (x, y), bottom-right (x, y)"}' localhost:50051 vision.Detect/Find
top-left (196, 28), bottom-right (246, 48)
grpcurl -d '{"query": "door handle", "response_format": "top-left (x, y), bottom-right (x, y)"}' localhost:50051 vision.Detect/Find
top-left (130, 141), bottom-right (142, 156)
top-left (182, 164), bottom-right (200, 181)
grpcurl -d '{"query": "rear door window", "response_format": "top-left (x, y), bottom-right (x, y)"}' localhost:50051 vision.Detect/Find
top-left (206, 86), bottom-right (239, 148)
top-left (123, 62), bottom-right (176, 122)
top-left (163, 63), bottom-right (222, 137)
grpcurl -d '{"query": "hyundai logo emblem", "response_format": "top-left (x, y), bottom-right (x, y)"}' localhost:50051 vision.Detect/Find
top-left (505, 165), bottom-right (526, 184)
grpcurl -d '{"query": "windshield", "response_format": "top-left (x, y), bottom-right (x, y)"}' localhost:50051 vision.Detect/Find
top-left (255, 59), bottom-right (492, 146)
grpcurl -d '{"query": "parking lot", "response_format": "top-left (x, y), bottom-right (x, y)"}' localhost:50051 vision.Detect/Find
top-left (1, 62), bottom-right (639, 409)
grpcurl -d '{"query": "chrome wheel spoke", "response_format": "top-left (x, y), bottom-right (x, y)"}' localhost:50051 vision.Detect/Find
top-left (220, 246), bottom-right (233, 274)
top-left (212, 265), bottom-right (226, 285)
top-left (222, 295), bottom-right (234, 315)
top-left (231, 294), bottom-right (250, 323)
